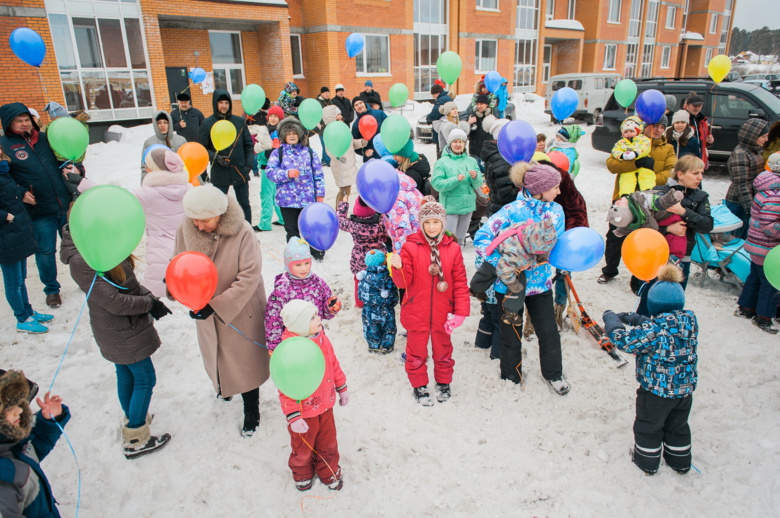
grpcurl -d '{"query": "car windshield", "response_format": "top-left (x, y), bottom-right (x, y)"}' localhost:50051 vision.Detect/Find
top-left (743, 75), bottom-right (761, 81)
top-left (746, 84), bottom-right (780, 111)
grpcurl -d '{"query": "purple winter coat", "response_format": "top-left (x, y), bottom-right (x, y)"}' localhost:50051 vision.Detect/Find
top-left (337, 201), bottom-right (389, 275)
top-left (265, 144), bottom-right (325, 208)
top-left (265, 272), bottom-right (335, 350)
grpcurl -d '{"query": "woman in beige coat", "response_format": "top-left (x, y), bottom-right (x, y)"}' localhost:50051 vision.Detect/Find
top-left (173, 185), bottom-right (269, 437)
top-left (322, 105), bottom-right (359, 207)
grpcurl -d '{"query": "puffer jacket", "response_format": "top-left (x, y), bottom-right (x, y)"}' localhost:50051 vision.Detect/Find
top-left (264, 273), bottom-right (334, 351)
top-left (656, 178), bottom-right (713, 257)
top-left (383, 171), bottom-right (423, 252)
top-left (277, 82), bottom-right (299, 116)
top-left (141, 111), bottom-right (187, 172)
top-left (331, 94), bottom-right (355, 125)
top-left (337, 201), bottom-right (389, 274)
top-left (266, 118), bottom-right (325, 208)
top-left (612, 134), bottom-right (652, 160)
top-left (322, 105), bottom-right (359, 187)
top-left (548, 124), bottom-right (583, 177)
top-left (726, 118), bottom-right (770, 213)
top-left (278, 329), bottom-right (346, 423)
top-left (403, 155), bottom-right (431, 195)
top-left (197, 90), bottom-right (255, 186)
top-left (60, 227), bottom-right (160, 365)
top-left (352, 108), bottom-right (387, 161)
top-left (664, 126), bottom-right (701, 159)
top-left (744, 171), bottom-right (780, 264)
top-left (606, 135), bottom-right (675, 201)
top-left (609, 310), bottom-right (698, 398)
top-left (0, 161), bottom-right (37, 265)
top-left (481, 140), bottom-right (515, 216)
top-left (474, 189), bottom-right (565, 295)
top-left (467, 107), bottom-right (493, 159)
top-left (357, 263), bottom-right (398, 307)
top-left (391, 231), bottom-right (470, 330)
top-left (431, 147), bottom-right (483, 215)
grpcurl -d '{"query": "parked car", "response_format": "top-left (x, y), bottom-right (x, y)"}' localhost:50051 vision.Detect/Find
top-left (592, 78), bottom-right (780, 163)
top-left (544, 73), bottom-right (622, 124)
top-left (415, 93), bottom-right (515, 144)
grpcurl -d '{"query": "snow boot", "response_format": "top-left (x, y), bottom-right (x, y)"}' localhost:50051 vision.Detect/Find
top-left (752, 316), bottom-right (778, 334)
top-left (242, 411), bottom-right (260, 438)
top-left (326, 479), bottom-right (344, 491)
top-left (547, 376), bottom-right (571, 396)
top-left (294, 479), bottom-right (313, 491)
top-left (435, 383), bottom-right (451, 403)
top-left (734, 306), bottom-right (755, 319)
top-left (413, 386), bottom-right (434, 406)
top-left (122, 414), bottom-right (154, 427)
top-left (122, 424), bottom-right (171, 460)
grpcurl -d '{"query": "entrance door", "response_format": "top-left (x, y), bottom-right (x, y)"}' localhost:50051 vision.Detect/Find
top-left (165, 67), bottom-right (189, 108)
top-left (542, 45), bottom-right (552, 83)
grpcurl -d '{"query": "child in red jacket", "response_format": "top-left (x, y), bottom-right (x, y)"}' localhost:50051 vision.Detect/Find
top-left (390, 196), bottom-right (469, 406)
top-left (278, 299), bottom-right (349, 492)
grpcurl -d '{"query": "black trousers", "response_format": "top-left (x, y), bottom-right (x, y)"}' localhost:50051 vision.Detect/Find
top-left (214, 182), bottom-right (251, 223)
top-left (602, 224), bottom-right (627, 278)
top-left (279, 206), bottom-right (324, 259)
top-left (495, 290), bottom-right (563, 383)
top-left (633, 388), bottom-right (692, 473)
top-left (241, 387), bottom-right (260, 415)
top-left (475, 301), bottom-right (501, 359)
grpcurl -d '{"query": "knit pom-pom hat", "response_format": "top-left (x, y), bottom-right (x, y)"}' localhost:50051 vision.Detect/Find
top-left (672, 109), bottom-right (690, 125)
top-left (418, 196), bottom-right (449, 292)
top-left (353, 196), bottom-right (376, 218)
top-left (620, 115), bottom-right (644, 134)
top-left (145, 148), bottom-right (184, 173)
top-left (647, 264), bottom-right (686, 315)
top-left (267, 105), bottom-right (284, 120)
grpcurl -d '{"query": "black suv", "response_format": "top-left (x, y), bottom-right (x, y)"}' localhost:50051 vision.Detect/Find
top-left (593, 78), bottom-right (780, 163)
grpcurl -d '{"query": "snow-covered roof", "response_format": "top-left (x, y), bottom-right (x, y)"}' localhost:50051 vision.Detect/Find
top-left (681, 31), bottom-right (704, 41)
top-left (545, 19), bottom-right (585, 31)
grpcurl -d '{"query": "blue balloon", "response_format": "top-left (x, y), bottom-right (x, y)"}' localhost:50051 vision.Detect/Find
top-left (484, 71), bottom-right (502, 94)
top-left (346, 33), bottom-right (365, 58)
top-left (356, 160), bottom-right (400, 214)
top-left (549, 227), bottom-right (605, 272)
top-left (298, 203), bottom-right (339, 251)
top-left (497, 120), bottom-right (536, 164)
top-left (190, 68), bottom-right (207, 84)
top-left (635, 89), bottom-right (666, 125)
top-left (382, 155), bottom-right (399, 168)
top-left (551, 87), bottom-right (578, 121)
top-left (142, 144), bottom-right (171, 164)
top-left (372, 134), bottom-right (390, 157)
top-left (9, 28), bottom-right (46, 67)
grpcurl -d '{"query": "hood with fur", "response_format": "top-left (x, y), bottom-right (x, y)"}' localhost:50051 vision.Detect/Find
top-left (0, 371), bottom-right (33, 443)
top-left (277, 116), bottom-right (308, 144)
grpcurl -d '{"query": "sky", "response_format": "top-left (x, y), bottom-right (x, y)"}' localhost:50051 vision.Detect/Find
top-left (731, 0), bottom-right (779, 31)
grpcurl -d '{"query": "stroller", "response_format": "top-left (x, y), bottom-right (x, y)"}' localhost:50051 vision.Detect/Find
top-left (690, 203), bottom-right (751, 290)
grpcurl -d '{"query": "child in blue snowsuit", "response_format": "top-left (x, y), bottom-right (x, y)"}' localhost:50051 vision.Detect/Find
top-left (602, 264), bottom-right (698, 476)
top-left (357, 249), bottom-right (398, 353)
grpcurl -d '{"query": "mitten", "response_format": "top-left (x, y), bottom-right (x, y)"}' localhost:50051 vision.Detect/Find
top-left (64, 173), bottom-right (84, 186)
top-left (380, 289), bottom-right (389, 299)
top-left (602, 310), bottom-right (625, 336)
top-left (189, 304), bottom-right (215, 320)
top-left (338, 390), bottom-right (349, 406)
top-left (635, 156), bottom-right (654, 170)
top-left (505, 278), bottom-right (524, 293)
top-left (290, 419), bottom-right (309, 433)
top-left (215, 155), bottom-right (230, 167)
top-left (622, 151), bottom-right (637, 161)
top-left (149, 298), bottom-right (172, 320)
top-left (444, 314), bottom-right (466, 334)
top-left (327, 296), bottom-right (341, 314)
top-left (617, 312), bottom-right (650, 326)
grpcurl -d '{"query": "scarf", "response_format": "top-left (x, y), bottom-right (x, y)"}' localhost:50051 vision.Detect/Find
top-left (425, 232), bottom-right (448, 292)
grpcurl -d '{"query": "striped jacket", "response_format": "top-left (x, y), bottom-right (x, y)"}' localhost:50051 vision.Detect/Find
top-left (744, 171), bottom-right (780, 265)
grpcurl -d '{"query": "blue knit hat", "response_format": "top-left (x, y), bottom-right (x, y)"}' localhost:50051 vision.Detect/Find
top-left (365, 249), bottom-right (386, 267)
top-left (284, 236), bottom-right (312, 273)
top-left (395, 139), bottom-right (419, 162)
top-left (646, 264), bottom-right (685, 315)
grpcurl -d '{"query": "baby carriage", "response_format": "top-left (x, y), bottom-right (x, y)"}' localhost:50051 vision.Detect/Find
top-left (690, 203), bottom-right (751, 290)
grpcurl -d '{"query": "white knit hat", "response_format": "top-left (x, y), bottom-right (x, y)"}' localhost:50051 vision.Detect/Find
top-left (446, 128), bottom-right (468, 145)
top-left (183, 185), bottom-right (228, 219)
top-left (482, 115), bottom-right (511, 140)
top-left (280, 299), bottom-right (319, 337)
top-left (767, 152), bottom-right (780, 173)
top-left (335, 84), bottom-right (345, 91)
top-left (672, 109), bottom-right (690, 125)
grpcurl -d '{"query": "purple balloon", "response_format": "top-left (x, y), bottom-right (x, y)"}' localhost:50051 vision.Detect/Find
top-left (497, 120), bottom-right (536, 164)
top-left (298, 203), bottom-right (339, 251)
top-left (356, 160), bottom-right (400, 214)
top-left (635, 89), bottom-right (666, 125)
top-left (548, 227), bottom-right (605, 272)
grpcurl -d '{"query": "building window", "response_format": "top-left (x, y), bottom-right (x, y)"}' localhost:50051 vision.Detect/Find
top-left (514, 39), bottom-right (537, 92)
top-left (603, 44), bottom-right (617, 70)
top-left (475, 39), bottom-right (498, 72)
top-left (607, 0), bottom-right (621, 23)
top-left (477, 0), bottom-right (499, 9)
top-left (661, 46), bottom-right (671, 68)
top-left (414, 0), bottom-right (447, 23)
top-left (567, 0), bottom-right (576, 19)
top-left (709, 14), bottom-right (718, 34)
top-left (290, 35), bottom-right (303, 77)
top-left (640, 43), bottom-right (654, 77)
top-left (517, 0), bottom-right (539, 30)
top-left (628, 0), bottom-right (643, 38)
top-left (625, 43), bottom-right (638, 78)
top-left (665, 6), bottom-right (676, 29)
top-left (414, 0), bottom-right (447, 99)
top-left (546, 0), bottom-right (555, 21)
top-left (705, 48), bottom-right (713, 68)
top-left (356, 34), bottom-right (390, 75)
top-left (645, 0), bottom-right (659, 39)
top-left (209, 31), bottom-right (245, 98)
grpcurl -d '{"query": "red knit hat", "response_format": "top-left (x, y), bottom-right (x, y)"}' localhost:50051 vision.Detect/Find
top-left (267, 105), bottom-right (284, 120)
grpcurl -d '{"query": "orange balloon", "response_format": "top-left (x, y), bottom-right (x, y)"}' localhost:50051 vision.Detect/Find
top-left (177, 142), bottom-right (209, 180)
top-left (621, 228), bottom-right (670, 281)
top-left (190, 176), bottom-right (200, 187)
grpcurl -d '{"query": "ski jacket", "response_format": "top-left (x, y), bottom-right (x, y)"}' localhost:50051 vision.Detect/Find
top-left (744, 170), bottom-right (780, 264)
top-left (431, 147), bottom-right (483, 215)
top-left (337, 201), bottom-right (389, 274)
top-left (331, 95), bottom-right (355, 125)
top-left (265, 273), bottom-right (335, 351)
top-left (606, 135), bottom-right (675, 202)
top-left (664, 126), bottom-right (701, 159)
top-left (656, 179), bottom-right (713, 257)
top-left (357, 263), bottom-right (398, 307)
top-left (277, 82), bottom-right (299, 116)
top-left (382, 171), bottom-right (423, 253)
top-left (609, 310), bottom-right (698, 398)
top-left (403, 155), bottom-right (431, 195)
top-left (548, 141), bottom-right (581, 178)
top-left (170, 106), bottom-right (204, 143)
top-left (0, 161), bottom-right (37, 265)
top-left (391, 231), bottom-right (470, 329)
top-left (197, 90), bottom-right (255, 186)
top-left (726, 118), bottom-right (770, 213)
top-left (266, 138), bottom-right (325, 209)
top-left (612, 134), bottom-right (652, 161)
top-left (278, 329), bottom-right (346, 423)
top-left (481, 140), bottom-right (516, 216)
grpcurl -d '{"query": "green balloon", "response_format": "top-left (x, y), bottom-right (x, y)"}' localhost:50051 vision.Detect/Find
top-left (47, 117), bottom-right (89, 161)
top-left (298, 98), bottom-right (323, 131)
top-left (69, 186), bottom-right (146, 273)
top-left (323, 121), bottom-right (352, 158)
top-left (379, 114), bottom-right (411, 154)
top-left (614, 79), bottom-right (638, 108)
top-left (270, 336), bottom-right (326, 401)
top-left (388, 83), bottom-right (409, 108)
top-left (436, 51), bottom-right (462, 85)
top-left (764, 246), bottom-right (780, 290)
top-left (241, 84), bottom-right (266, 115)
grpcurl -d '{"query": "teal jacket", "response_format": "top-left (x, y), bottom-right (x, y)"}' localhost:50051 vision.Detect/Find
top-left (431, 147), bottom-right (483, 215)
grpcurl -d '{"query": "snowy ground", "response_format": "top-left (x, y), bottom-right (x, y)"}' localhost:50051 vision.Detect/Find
top-left (1, 98), bottom-right (778, 518)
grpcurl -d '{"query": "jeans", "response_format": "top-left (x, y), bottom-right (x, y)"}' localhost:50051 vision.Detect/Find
top-left (738, 262), bottom-right (780, 319)
top-left (318, 134), bottom-right (330, 166)
top-left (116, 357), bottom-right (157, 429)
top-left (724, 200), bottom-right (749, 240)
top-left (553, 269), bottom-right (568, 306)
top-left (214, 182), bottom-right (251, 223)
top-left (1, 260), bottom-right (33, 323)
top-left (30, 211), bottom-right (68, 295)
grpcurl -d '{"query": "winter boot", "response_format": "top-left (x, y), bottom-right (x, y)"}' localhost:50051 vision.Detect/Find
top-left (547, 376), bottom-right (571, 396)
top-left (294, 479), bottom-right (313, 491)
top-left (413, 386), bottom-right (434, 406)
top-left (16, 317), bottom-right (48, 334)
top-left (752, 316), bottom-right (778, 334)
top-left (242, 411), bottom-right (261, 438)
top-left (122, 414), bottom-right (154, 427)
top-left (122, 424), bottom-right (171, 460)
top-left (435, 383), bottom-right (451, 403)
top-left (523, 312), bottom-right (535, 340)
top-left (554, 303), bottom-right (566, 330)
top-left (734, 306), bottom-right (756, 319)
top-left (326, 479), bottom-right (344, 491)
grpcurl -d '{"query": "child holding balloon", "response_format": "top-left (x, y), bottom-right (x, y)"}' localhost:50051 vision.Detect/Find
top-left (612, 116), bottom-right (656, 197)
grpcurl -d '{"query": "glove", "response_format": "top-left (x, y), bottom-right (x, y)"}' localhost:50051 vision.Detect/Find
top-left (444, 314), bottom-right (466, 335)
top-left (602, 310), bottom-right (625, 336)
top-left (149, 298), bottom-right (172, 320)
top-left (189, 304), bottom-right (215, 320)
top-left (327, 296), bottom-right (342, 314)
top-left (635, 156), bottom-right (655, 170)
top-left (290, 419), bottom-right (309, 433)
top-left (215, 155), bottom-right (230, 167)
top-left (64, 173), bottom-right (84, 186)
top-left (622, 151), bottom-right (637, 161)
top-left (338, 390), bottom-right (349, 406)
top-left (617, 312), bottom-right (650, 326)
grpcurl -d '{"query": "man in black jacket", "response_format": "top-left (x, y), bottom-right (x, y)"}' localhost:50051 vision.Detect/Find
top-left (359, 81), bottom-right (383, 112)
top-left (316, 87), bottom-right (332, 167)
top-left (426, 83), bottom-right (452, 156)
top-left (331, 84), bottom-right (354, 125)
top-left (171, 93), bottom-right (204, 143)
top-left (0, 103), bottom-right (75, 307)
top-left (197, 90), bottom-right (254, 223)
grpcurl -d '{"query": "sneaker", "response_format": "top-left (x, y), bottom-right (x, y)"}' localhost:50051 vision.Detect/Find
top-left (547, 376), bottom-right (571, 396)
top-left (241, 412), bottom-right (260, 438)
top-left (597, 273), bottom-right (614, 284)
top-left (435, 383), bottom-right (451, 403)
top-left (413, 386), bottom-right (434, 406)
top-left (16, 317), bottom-right (48, 334)
top-left (554, 304), bottom-right (566, 330)
top-left (295, 479), bottom-right (313, 491)
top-left (734, 306), bottom-right (756, 320)
top-left (752, 316), bottom-right (778, 335)
top-left (32, 311), bottom-right (54, 323)
top-left (45, 293), bottom-right (62, 308)
top-left (326, 479), bottom-right (343, 491)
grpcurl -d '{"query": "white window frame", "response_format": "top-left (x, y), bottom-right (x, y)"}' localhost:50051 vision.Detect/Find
top-left (661, 46), bottom-right (671, 68)
top-left (603, 44), bottom-right (617, 70)
top-left (704, 48), bottom-right (713, 69)
top-left (356, 34), bottom-right (391, 76)
top-left (477, 0), bottom-right (500, 11)
top-left (709, 13), bottom-right (718, 34)
top-left (209, 30), bottom-right (245, 99)
top-left (546, 0), bottom-right (555, 21)
top-left (607, 0), bottom-right (621, 23)
top-left (567, 0), bottom-right (576, 19)
top-left (665, 6), bottom-right (676, 29)
top-left (290, 34), bottom-right (304, 78)
top-left (475, 39), bottom-right (498, 73)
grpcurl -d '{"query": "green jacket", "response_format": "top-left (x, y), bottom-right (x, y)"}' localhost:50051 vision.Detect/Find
top-left (431, 147), bottom-right (483, 215)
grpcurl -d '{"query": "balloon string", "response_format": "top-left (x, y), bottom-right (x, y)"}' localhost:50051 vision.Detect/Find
top-left (98, 274), bottom-right (129, 290)
top-left (709, 84), bottom-right (718, 137)
top-left (51, 418), bottom-right (82, 518)
top-left (36, 67), bottom-right (53, 114)
top-left (227, 322), bottom-right (268, 349)
top-left (59, 160), bottom-right (73, 170)
top-left (295, 401), bottom-right (340, 511)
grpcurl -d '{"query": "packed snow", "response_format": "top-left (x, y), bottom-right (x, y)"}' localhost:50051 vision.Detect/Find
top-left (1, 96), bottom-right (778, 517)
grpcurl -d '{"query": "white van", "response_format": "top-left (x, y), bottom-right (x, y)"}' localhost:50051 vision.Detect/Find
top-left (544, 73), bottom-right (622, 124)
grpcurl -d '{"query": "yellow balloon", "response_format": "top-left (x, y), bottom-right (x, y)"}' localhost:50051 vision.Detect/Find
top-left (210, 120), bottom-right (237, 151)
top-left (707, 54), bottom-right (731, 84)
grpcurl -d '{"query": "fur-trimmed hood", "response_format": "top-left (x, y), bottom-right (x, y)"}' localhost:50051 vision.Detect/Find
top-left (509, 161), bottom-right (532, 188)
top-left (0, 371), bottom-right (33, 443)
top-left (277, 117), bottom-right (307, 144)
top-left (180, 197), bottom-right (245, 256)
top-left (142, 169), bottom-right (189, 188)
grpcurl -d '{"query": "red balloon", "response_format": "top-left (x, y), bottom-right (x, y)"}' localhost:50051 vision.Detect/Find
top-left (358, 115), bottom-right (378, 141)
top-left (166, 251), bottom-right (218, 311)
top-left (547, 151), bottom-right (570, 173)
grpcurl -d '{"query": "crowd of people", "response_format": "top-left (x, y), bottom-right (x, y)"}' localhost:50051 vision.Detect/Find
top-left (1, 78), bottom-right (779, 510)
